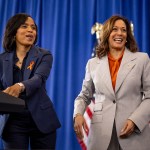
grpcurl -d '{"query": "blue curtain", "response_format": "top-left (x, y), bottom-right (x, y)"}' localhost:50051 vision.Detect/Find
top-left (0, 0), bottom-right (149, 150)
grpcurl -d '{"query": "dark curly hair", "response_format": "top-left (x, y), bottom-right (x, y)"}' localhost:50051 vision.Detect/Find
top-left (96, 15), bottom-right (138, 58)
top-left (3, 13), bottom-right (38, 52)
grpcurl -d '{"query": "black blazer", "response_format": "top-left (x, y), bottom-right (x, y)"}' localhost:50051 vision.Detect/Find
top-left (0, 45), bottom-right (61, 134)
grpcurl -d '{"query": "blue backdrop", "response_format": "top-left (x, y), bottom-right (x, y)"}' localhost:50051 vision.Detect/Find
top-left (0, 0), bottom-right (150, 150)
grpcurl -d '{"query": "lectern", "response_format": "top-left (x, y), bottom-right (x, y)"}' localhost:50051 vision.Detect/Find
top-left (0, 91), bottom-right (25, 113)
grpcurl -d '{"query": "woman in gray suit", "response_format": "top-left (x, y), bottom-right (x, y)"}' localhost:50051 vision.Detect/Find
top-left (73, 15), bottom-right (150, 150)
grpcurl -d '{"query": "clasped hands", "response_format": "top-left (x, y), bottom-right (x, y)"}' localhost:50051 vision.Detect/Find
top-left (74, 114), bottom-right (135, 140)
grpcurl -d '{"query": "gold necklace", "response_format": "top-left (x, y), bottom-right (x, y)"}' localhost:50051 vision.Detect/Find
top-left (18, 60), bottom-right (23, 65)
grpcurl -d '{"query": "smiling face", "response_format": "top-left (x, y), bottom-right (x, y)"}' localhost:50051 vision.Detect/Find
top-left (108, 19), bottom-right (127, 52)
top-left (15, 17), bottom-right (37, 49)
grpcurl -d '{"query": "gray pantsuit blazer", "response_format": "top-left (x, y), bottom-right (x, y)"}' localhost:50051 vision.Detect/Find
top-left (74, 48), bottom-right (150, 150)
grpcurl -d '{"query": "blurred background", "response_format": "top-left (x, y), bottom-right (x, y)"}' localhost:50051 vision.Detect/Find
top-left (0, 0), bottom-right (150, 150)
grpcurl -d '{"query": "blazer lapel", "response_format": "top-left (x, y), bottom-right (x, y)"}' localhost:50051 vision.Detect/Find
top-left (97, 56), bottom-right (115, 97)
top-left (24, 46), bottom-right (38, 80)
top-left (115, 48), bottom-right (136, 93)
top-left (3, 52), bottom-right (14, 87)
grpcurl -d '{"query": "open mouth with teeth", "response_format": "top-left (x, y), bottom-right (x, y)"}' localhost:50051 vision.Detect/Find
top-left (114, 38), bottom-right (123, 42)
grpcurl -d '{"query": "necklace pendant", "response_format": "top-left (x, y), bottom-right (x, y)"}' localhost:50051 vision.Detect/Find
top-left (18, 61), bottom-right (22, 65)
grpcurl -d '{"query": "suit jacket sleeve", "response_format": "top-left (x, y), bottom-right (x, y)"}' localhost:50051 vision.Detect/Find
top-left (128, 53), bottom-right (150, 132)
top-left (73, 59), bottom-right (95, 117)
top-left (22, 51), bottom-right (53, 97)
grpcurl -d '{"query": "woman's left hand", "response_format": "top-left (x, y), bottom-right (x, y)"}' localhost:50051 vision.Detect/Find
top-left (3, 83), bottom-right (22, 97)
top-left (120, 119), bottom-right (135, 138)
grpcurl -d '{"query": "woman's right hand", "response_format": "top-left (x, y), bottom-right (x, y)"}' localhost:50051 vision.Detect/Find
top-left (74, 114), bottom-right (88, 140)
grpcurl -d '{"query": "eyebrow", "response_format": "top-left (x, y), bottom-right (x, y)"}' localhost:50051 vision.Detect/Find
top-left (113, 26), bottom-right (126, 28)
top-left (23, 23), bottom-right (35, 26)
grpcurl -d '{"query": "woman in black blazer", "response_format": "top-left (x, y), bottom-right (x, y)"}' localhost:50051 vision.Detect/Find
top-left (0, 13), bottom-right (61, 149)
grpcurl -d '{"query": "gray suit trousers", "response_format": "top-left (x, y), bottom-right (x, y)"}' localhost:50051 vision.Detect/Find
top-left (107, 122), bottom-right (122, 150)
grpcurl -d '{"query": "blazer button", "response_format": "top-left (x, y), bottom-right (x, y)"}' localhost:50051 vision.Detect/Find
top-left (113, 100), bottom-right (116, 104)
